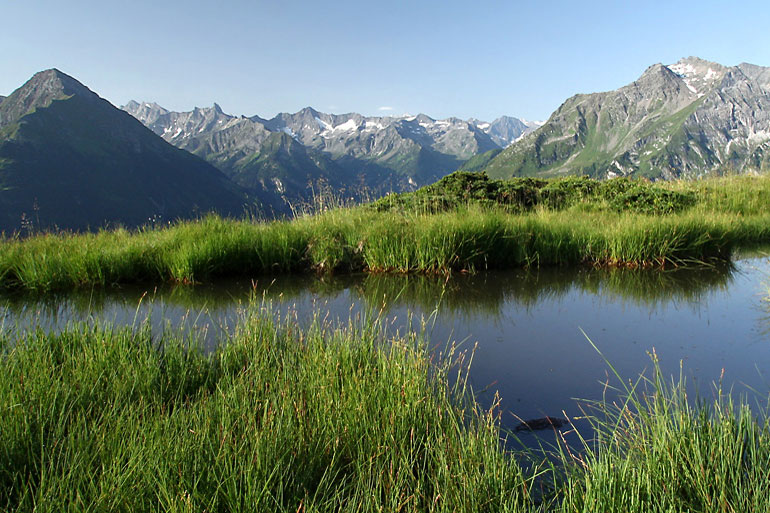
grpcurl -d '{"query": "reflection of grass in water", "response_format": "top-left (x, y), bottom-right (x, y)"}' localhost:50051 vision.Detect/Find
top-left (576, 262), bottom-right (735, 308)
top-left (0, 274), bottom-right (362, 318)
top-left (357, 264), bottom-right (735, 317)
top-left (357, 271), bottom-right (577, 323)
top-left (0, 264), bottom-right (737, 323)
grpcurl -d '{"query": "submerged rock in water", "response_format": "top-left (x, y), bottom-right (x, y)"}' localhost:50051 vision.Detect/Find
top-left (514, 416), bottom-right (570, 432)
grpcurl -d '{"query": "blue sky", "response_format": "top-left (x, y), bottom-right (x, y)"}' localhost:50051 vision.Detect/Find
top-left (2, 0), bottom-right (769, 121)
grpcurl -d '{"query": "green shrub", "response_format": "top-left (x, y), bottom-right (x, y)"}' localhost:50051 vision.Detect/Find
top-left (597, 177), bottom-right (640, 202)
top-left (540, 176), bottom-right (599, 208)
top-left (496, 178), bottom-right (547, 209)
top-left (610, 186), bottom-right (696, 215)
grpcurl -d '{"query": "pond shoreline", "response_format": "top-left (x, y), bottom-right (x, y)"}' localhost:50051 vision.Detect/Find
top-left (1, 206), bottom-right (769, 293)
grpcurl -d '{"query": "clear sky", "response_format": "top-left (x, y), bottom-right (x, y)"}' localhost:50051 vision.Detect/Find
top-left (2, 0), bottom-right (769, 122)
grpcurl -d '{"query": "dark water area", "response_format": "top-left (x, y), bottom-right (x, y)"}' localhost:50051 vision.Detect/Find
top-left (3, 252), bottom-right (770, 438)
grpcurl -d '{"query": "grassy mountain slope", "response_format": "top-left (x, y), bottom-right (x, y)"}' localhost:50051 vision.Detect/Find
top-left (484, 64), bottom-right (699, 179)
top-left (483, 57), bottom-right (770, 180)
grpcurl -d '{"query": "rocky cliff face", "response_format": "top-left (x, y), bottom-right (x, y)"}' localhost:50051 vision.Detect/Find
top-left (483, 57), bottom-right (770, 179)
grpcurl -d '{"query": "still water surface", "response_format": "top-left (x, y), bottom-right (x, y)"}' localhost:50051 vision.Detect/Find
top-left (3, 252), bottom-right (770, 433)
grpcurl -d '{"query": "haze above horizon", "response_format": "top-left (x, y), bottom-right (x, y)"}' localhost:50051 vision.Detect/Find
top-left (3, 0), bottom-right (769, 122)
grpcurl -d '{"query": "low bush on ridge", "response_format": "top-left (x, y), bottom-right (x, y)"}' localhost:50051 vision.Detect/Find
top-left (371, 172), bottom-right (698, 215)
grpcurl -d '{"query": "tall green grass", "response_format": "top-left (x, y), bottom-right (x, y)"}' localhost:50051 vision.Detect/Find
top-left (0, 307), bottom-right (538, 512)
top-left (558, 345), bottom-right (770, 512)
top-left (2, 175), bottom-right (770, 292)
top-left (670, 174), bottom-right (770, 216)
top-left (2, 306), bottom-right (770, 511)
top-left (1, 208), bottom-right (769, 292)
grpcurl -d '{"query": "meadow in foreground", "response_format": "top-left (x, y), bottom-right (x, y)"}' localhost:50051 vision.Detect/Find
top-left (1, 305), bottom-right (769, 512)
top-left (1, 173), bottom-right (770, 292)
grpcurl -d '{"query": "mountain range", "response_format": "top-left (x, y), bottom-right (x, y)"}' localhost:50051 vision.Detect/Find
top-left (2, 57), bottom-right (769, 233)
top-left (121, 101), bottom-right (540, 203)
top-left (482, 57), bottom-right (770, 179)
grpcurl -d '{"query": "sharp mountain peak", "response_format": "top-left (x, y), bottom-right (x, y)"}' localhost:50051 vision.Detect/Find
top-left (481, 56), bottom-right (770, 181)
top-left (0, 68), bottom-right (99, 127)
top-left (22, 68), bottom-right (96, 100)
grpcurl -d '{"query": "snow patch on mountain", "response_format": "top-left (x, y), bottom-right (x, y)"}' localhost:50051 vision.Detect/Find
top-left (668, 62), bottom-right (697, 76)
top-left (748, 129), bottom-right (770, 145)
top-left (331, 119), bottom-right (359, 132)
top-left (364, 120), bottom-right (384, 131)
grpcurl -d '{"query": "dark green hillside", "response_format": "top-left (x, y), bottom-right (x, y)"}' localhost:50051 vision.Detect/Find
top-left (0, 69), bottom-right (248, 233)
top-left (370, 144), bottom-right (463, 185)
top-left (458, 148), bottom-right (502, 172)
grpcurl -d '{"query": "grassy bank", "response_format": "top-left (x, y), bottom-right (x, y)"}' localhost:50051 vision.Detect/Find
top-left (2, 309), bottom-right (769, 511)
top-left (2, 174), bottom-right (770, 292)
top-left (0, 308), bottom-right (535, 512)
top-left (562, 365), bottom-right (770, 512)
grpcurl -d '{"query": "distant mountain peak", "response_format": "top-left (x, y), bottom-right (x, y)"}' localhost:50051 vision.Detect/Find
top-left (666, 57), bottom-right (727, 97)
top-left (637, 62), bottom-right (680, 83)
top-left (298, 106), bottom-right (320, 117)
top-left (0, 68), bottom-right (98, 127)
top-left (0, 69), bottom-right (247, 232)
top-left (673, 56), bottom-right (721, 68)
top-left (123, 100), bottom-right (535, 195)
top-left (518, 118), bottom-right (544, 128)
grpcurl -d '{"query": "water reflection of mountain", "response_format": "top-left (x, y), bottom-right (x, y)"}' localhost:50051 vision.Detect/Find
top-left (0, 263), bottom-right (736, 323)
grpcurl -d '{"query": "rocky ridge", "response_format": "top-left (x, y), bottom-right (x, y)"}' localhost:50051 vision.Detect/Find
top-left (483, 57), bottom-right (770, 179)
top-left (123, 101), bottom-right (540, 199)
